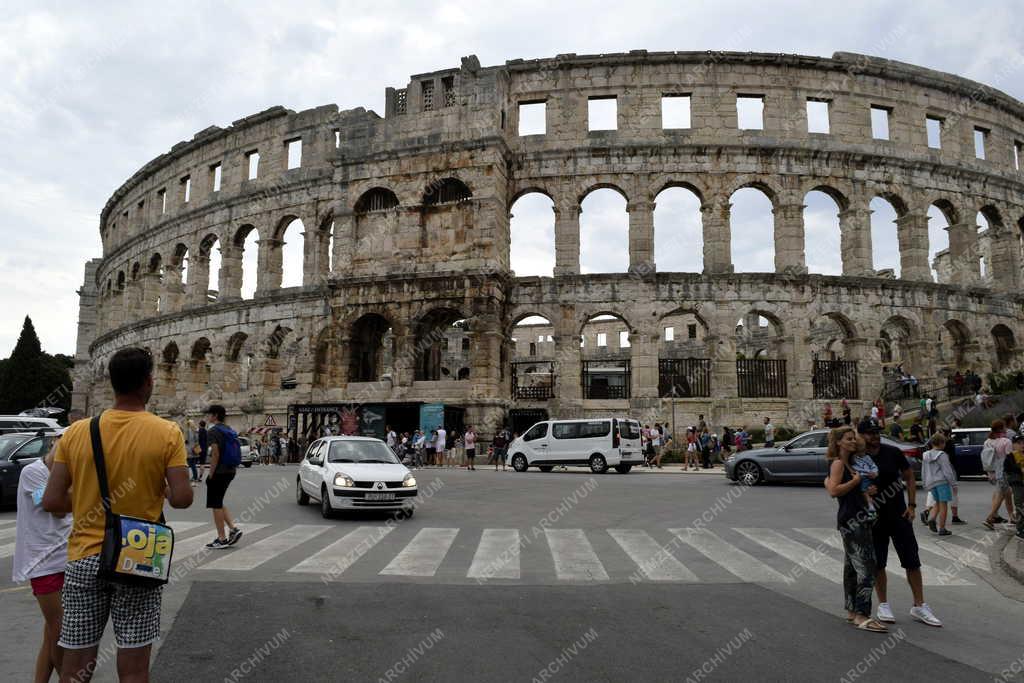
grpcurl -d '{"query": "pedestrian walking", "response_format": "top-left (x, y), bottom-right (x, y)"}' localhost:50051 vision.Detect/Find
top-left (464, 425), bottom-right (477, 470)
top-left (921, 433), bottom-right (957, 536)
top-left (856, 419), bottom-right (942, 627)
top-left (42, 347), bottom-right (194, 679)
top-left (196, 420), bottom-right (209, 478)
top-left (386, 424), bottom-right (397, 453)
top-left (187, 424), bottom-right (201, 484)
top-left (434, 425), bottom-right (447, 467)
top-left (492, 426), bottom-right (510, 471)
top-left (763, 417), bottom-right (775, 448)
top-left (204, 404), bottom-right (244, 549)
top-left (14, 423), bottom-right (76, 683)
top-left (1006, 436), bottom-right (1024, 541)
top-left (824, 425), bottom-right (886, 632)
top-left (982, 419), bottom-right (1015, 530)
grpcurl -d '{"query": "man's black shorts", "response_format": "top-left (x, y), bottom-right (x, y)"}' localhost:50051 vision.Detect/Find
top-left (871, 514), bottom-right (921, 570)
top-left (206, 471), bottom-right (236, 509)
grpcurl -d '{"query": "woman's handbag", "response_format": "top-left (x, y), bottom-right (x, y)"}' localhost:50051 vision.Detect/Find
top-left (90, 415), bottom-right (174, 587)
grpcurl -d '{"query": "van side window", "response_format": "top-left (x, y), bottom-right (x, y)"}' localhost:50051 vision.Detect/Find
top-left (523, 423), bottom-right (548, 441)
top-left (578, 421), bottom-right (610, 438)
top-left (552, 423), bottom-right (578, 439)
top-left (620, 421), bottom-right (640, 439)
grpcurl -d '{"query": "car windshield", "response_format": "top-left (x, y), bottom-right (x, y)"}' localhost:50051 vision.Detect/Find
top-left (328, 440), bottom-right (400, 464)
top-left (0, 434), bottom-right (31, 460)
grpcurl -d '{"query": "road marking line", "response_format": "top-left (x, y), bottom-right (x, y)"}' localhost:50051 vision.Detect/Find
top-left (0, 520), bottom-right (17, 529)
top-left (468, 529), bottom-right (520, 580)
top-left (795, 528), bottom-right (972, 586)
top-left (670, 528), bottom-right (792, 584)
top-left (609, 529), bottom-right (697, 581)
top-left (168, 522), bottom-right (207, 535)
top-left (735, 528), bottom-right (841, 584)
top-left (172, 524), bottom-right (270, 563)
top-left (0, 541), bottom-right (15, 559)
top-left (288, 526), bottom-right (394, 575)
top-left (0, 585), bottom-right (30, 593)
top-left (545, 529), bottom-right (609, 581)
top-left (0, 527), bottom-right (18, 542)
top-left (202, 525), bottom-right (332, 571)
top-left (380, 528), bottom-right (459, 577)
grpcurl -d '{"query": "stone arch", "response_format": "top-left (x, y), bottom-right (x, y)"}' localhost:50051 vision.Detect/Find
top-left (654, 185), bottom-right (703, 272)
top-left (735, 309), bottom-right (785, 359)
top-left (938, 319), bottom-right (973, 373)
top-left (992, 324), bottom-right (1016, 368)
top-left (580, 311), bottom-right (633, 399)
top-left (162, 341), bottom-right (179, 365)
top-left (510, 191), bottom-right (555, 277)
top-left (510, 185), bottom-right (555, 204)
top-left (580, 186), bottom-right (629, 273)
top-left (170, 243), bottom-right (189, 285)
top-left (414, 308), bottom-right (466, 381)
top-left (977, 205), bottom-right (1004, 283)
top-left (190, 337), bottom-right (212, 361)
top-left (199, 233), bottom-right (222, 299)
top-left (423, 177), bottom-right (472, 205)
top-left (730, 186), bottom-right (775, 272)
top-left (510, 314), bottom-right (555, 363)
top-left (659, 306), bottom-right (709, 353)
top-left (266, 325), bottom-right (293, 360)
top-left (130, 262), bottom-right (141, 281)
top-left (878, 315), bottom-right (916, 368)
top-left (577, 182), bottom-right (629, 206)
top-left (226, 332), bottom-right (249, 362)
top-left (354, 187), bottom-right (400, 213)
top-left (190, 337), bottom-right (213, 388)
top-left (869, 195), bottom-right (903, 278)
top-left (724, 177), bottom-right (780, 203)
top-left (803, 188), bottom-right (844, 275)
top-left (348, 313), bottom-right (395, 382)
top-left (115, 270), bottom-right (126, 291)
top-left (274, 217), bottom-right (305, 288)
top-left (147, 252), bottom-right (163, 274)
top-left (651, 179), bottom-right (707, 206)
top-left (234, 224), bottom-right (260, 299)
top-left (809, 313), bottom-right (856, 360)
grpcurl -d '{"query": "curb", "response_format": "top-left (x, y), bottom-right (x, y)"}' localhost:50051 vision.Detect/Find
top-left (998, 532), bottom-right (1024, 585)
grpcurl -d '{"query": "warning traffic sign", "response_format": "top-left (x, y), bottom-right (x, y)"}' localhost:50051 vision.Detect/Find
top-left (264, 415), bottom-right (278, 427)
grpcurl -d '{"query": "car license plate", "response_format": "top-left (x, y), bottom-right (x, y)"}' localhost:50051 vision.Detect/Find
top-left (365, 492), bottom-right (395, 501)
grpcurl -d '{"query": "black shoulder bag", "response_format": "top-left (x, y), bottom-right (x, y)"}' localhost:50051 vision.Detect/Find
top-left (90, 414), bottom-right (175, 587)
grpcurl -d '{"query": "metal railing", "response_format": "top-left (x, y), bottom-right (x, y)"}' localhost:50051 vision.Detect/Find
top-left (658, 358), bottom-right (711, 397)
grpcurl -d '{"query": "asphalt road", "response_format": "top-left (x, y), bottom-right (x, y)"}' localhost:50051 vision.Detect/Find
top-left (1, 465), bottom-right (1022, 682)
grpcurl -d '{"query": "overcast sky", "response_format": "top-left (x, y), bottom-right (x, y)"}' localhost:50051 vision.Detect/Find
top-left (1, 0), bottom-right (1022, 356)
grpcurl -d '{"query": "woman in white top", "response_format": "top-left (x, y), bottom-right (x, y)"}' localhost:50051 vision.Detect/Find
top-left (14, 443), bottom-right (73, 683)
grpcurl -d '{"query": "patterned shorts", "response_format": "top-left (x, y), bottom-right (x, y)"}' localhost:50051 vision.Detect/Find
top-left (59, 554), bottom-right (162, 650)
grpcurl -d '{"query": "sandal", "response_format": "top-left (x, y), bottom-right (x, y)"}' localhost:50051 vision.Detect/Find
top-left (855, 619), bottom-right (888, 633)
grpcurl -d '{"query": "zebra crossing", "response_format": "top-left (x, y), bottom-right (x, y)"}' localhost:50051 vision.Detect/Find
top-left (0, 517), bottom-right (996, 586)
top-left (110, 521), bottom-right (994, 586)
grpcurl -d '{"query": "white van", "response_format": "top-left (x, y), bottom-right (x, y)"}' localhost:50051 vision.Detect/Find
top-left (507, 417), bottom-right (643, 474)
top-left (0, 416), bottom-right (61, 435)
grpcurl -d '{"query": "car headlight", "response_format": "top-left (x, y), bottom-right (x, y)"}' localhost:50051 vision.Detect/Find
top-left (402, 473), bottom-right (417, 487)
top-left (334, 472), bottom-right (354, 488)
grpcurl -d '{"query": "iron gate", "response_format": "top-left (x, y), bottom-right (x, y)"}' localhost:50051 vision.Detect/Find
top-left (736, 359), bottom-right (788, 398)
top-left (813, 360), bottom-right (859, 399)
top-left (658, 358), bottom-right (711, 397)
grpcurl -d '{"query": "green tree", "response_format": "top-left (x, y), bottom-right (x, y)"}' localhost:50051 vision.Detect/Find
top-left (0, 316), bottom-right (72, 415)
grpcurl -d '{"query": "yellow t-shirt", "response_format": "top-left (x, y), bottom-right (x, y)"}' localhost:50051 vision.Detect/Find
top-left (54, 410), bottom-right (187, 562)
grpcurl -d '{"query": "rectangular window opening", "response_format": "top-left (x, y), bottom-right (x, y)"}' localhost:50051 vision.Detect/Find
top-left (619, 330), bottom-right (630, 348)
top-left (596, 332), bottom-right (608, 347)
top-left (806, 99), bottom-right (830, 134)
top-left (926, 116), bottom-right (943, 149)
top-left (442, 76), bottom-right (455, 107)
top-left (664, 326), bottom-right (675, 341)
top-left (518, 101), bottom-right (546, 136)
top-left (211, 163), bottom-right (222, 192)
top-left (1015, 141), bottom-right (1022, 171)
top-left (158, 189), bottom-right (166, 214)
top-left (334, 129), bottom-right (341, 148)
top-left (736, 95), bottom-right (764, 130)
top-left (974, 127), bottom-right (988, 159)
top-left (687, 324), bottom-right (697, 339)
top-left (246, 151), bottom-right (260, 180)
top-left (422, 80), bottom-right (434, 111)
top-left (286, 139), bottom-right (302, 170)
top-left (181, 175), bottom-right (191, 203)
top-left (661, 95), bottom-right (691, 129)
top-left (136, 200), bottom-right (144, 214)
top-left (588, 96), bottom-right (617, 131)
top-left (870, 106), bottom-right (891, 140)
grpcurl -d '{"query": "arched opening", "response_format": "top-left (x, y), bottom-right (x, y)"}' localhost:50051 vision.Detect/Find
top-left (735, 311), bottom-right (784, 359)
top-left (938, 320), bottom-right (972, 378)
top-left (810, 314), bottom-right (858, 399)
top-left (190, 337), bottom-right (212, 388)
top-left (235, 226), bottom-right (259, 299)
top-left (172, 244), bottom-right (190, 286)
top-left (225, 332), bottom-right (250, 393)
top-left (730, 187), bottom-right (774, 272)
top-left (348, 314), bottom-right (394, 382)
top-left (509, 192), bottom-right (555, 276)
top-left (279, 218), bottom-right (304, 288)
top-left (580, 187), bottom-right (629, 273)
top-left (354, 188), bottom-right (401, 256)
top-left (200, 235), bottom-right (221, 301)
top-left (580, 313), bottom-right (631, 399)
top-left (735, 310), bottom-right (787, 398)
top-left (415, 309), bottom-right (467, 381)
top-left (510, 314), bottom-right (555, 399)
top-left (162, 341), bottom-right (179, 365)
top-left (265, 326), bottom-right (298, 390)
top-left (148, 253), bottom-right (164, 313)
top-left (355, 187), bottom-right (400, 213)
top-left (976, 208), bottom-right (1003, 283)
top-left (927, 202), bottom-right (954, 282)
top-left (423, 178), bottom-right (472, 205)
top-left (870, 197), bottom-right (901, 278)
top-left (659, 307), bottom-right (711, 397)
top-left (653, 185), bottom-right (703, 272)
top-left (803, 190), bottom-right (843, 275)
top-left (992, 324), bottom-right (1016, 368)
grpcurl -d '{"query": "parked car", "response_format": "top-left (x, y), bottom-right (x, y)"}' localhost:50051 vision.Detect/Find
top-left (296, 436), bottom-right (417, 518)
top-left (0, 416), bottom-right (60, 435)
top-left (0, 431), bottom-right (61, 508)
top-left (239, 437), bottom-right (254, 467)
top-left (947, 428), bottom-right (988, 477)
top-left (724, 429), bottom-right (923, 485)
top-left (506, 417), bottom-right (643, 474)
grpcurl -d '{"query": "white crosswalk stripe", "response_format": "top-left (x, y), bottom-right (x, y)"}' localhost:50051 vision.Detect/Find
top-left (381, 528), bottom-right (459, 577)
top-left (172, 524), bottom-right (270, 564)
top-left (289, 526), bottom-right (394, 576)
top-left (0, 520), bottom-right (17, 529)
top-left (794, 528), bottom-right (973, 586)
top-left (735, 528), bottom-right (841, 583)
top-left (609, 529), bottom-right (697, 581)
top-left (0, 541), bottom-right (14, 559)
top-left (0, 527), bottom-right (18, 542)
top-left (203, 525), bottom-right (333, 571)
top-left (545, 529), bottom-right (609, 581)
top-left (169, 522), bottom-right (207, 535)
top-left (670, 528), bottom-right (793, 584)
top-left (467, 529), bottom-right (520, 580)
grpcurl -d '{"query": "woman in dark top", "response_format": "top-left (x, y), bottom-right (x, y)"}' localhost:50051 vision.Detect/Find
top-left (825, 425), bottom-right (888, 632)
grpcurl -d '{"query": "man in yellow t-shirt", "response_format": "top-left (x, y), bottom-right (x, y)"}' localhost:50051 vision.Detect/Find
top-left (43, 347), bottom-right (193, 681)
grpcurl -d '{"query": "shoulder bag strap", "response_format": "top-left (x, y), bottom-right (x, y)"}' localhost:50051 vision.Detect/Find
top-left (89, 413), bottom-right (113, 515)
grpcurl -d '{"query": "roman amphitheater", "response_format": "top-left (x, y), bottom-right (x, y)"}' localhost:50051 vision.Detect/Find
top-left (73, 50), bottom-right (1024, 443)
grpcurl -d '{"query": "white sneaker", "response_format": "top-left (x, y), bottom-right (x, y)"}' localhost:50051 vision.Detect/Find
top-left (910, 603), bottom-right (942, 627)
top-left (876, 602), bottom-right (896, 623)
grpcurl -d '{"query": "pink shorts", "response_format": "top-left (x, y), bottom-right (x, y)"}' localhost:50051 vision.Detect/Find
top-left (30, 572), bottom-right (65, 596)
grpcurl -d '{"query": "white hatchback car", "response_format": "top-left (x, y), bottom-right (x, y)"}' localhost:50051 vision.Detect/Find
top-left (296, 436), bottom-right (418, 518)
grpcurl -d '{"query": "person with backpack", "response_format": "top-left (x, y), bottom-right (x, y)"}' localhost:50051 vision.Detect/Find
top-left (204, 404), bottom-right (243, 549)
top-left (982, 419), bottom-right (1014, 531)
top-left (1006, 436), bottom-right (1024, 541)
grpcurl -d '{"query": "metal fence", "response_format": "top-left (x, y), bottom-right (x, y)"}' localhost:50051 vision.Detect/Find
top-left (658, 358), bottom-right (711, 397)
top-left (582, 360), bottom-right (631, 399)
top-left (736, 359), bottom-right (788, 398)
top-left (510, 361), bottom-right (555, 400)
top-left (812, 360), bottom-right (859, 399)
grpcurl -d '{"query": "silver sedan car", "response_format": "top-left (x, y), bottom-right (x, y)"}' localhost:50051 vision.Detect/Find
top-left (723, 429), bottom-right (923, 485)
